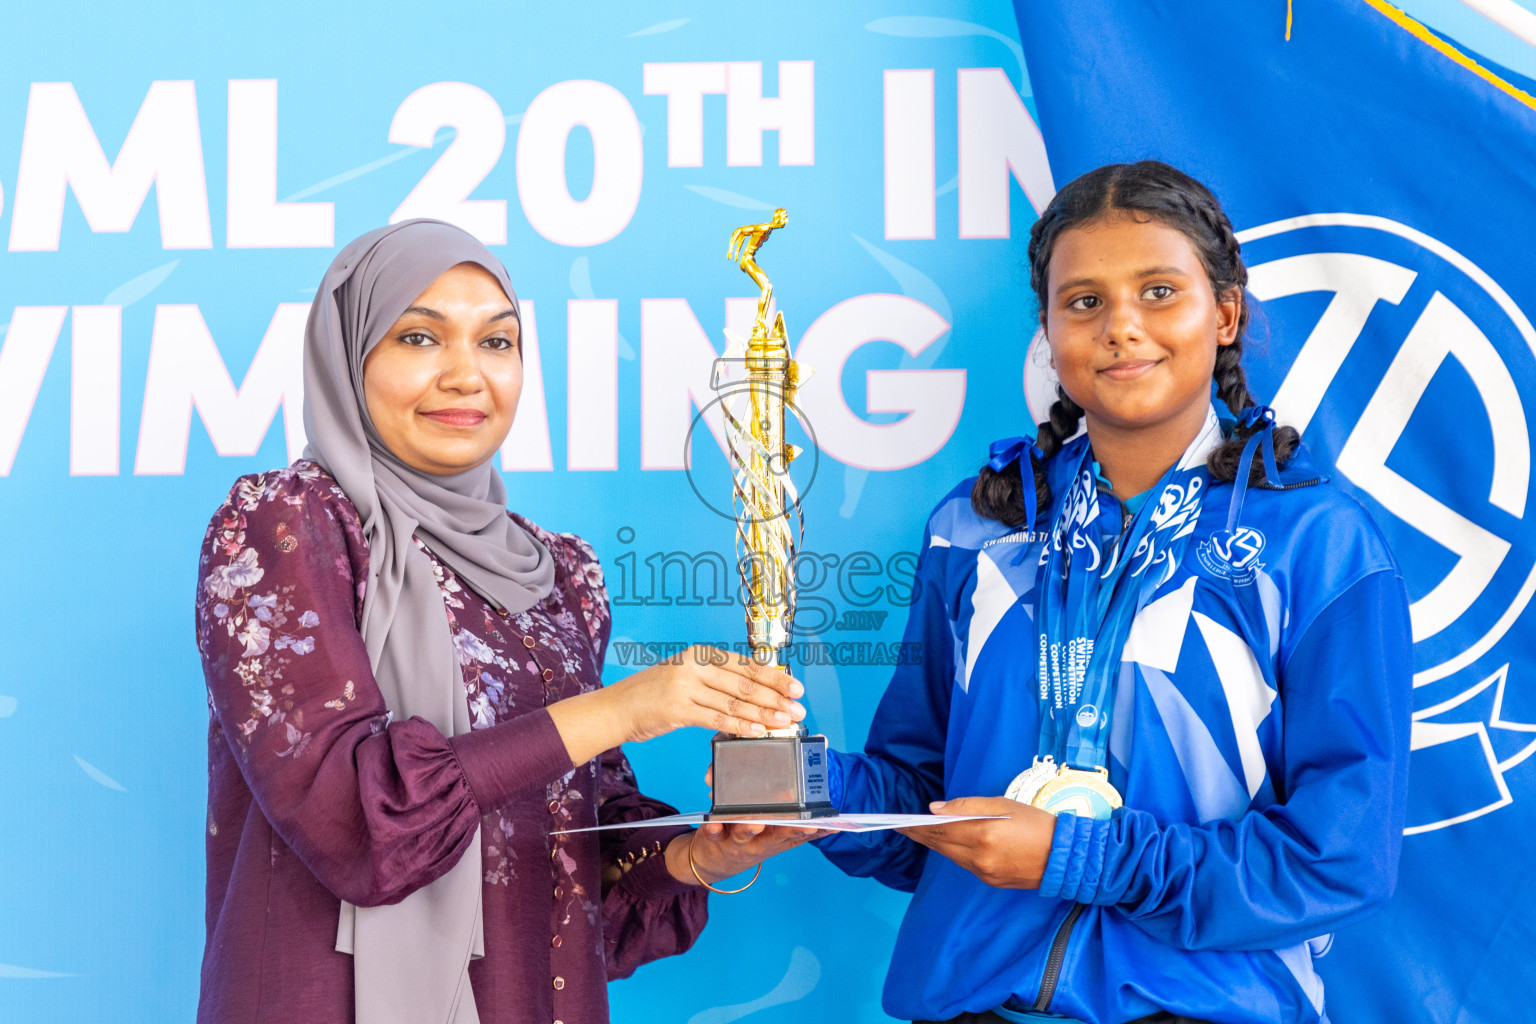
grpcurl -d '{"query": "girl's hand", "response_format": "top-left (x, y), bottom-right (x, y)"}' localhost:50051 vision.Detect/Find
top-left (896, 797), bottom-right (1059, 889)
top-left (666, 822), bottom-right (830, 887)
top-left (547, 645), bottom-right (806, 765)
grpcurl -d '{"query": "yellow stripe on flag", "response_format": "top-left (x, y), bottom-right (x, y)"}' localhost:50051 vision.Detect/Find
top-left (1360, 0), bottom-right (1536, 113)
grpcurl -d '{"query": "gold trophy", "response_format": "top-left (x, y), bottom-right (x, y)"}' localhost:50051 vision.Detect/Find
top-left (708, 208), bottom-right (833, 819)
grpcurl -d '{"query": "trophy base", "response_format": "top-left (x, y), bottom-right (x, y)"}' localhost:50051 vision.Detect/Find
top-left (707, 730), bottom-right (836, 820)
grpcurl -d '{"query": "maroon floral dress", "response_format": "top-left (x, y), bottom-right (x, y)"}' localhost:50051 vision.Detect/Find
top-left (195, 462), bottom-right (706, 1024)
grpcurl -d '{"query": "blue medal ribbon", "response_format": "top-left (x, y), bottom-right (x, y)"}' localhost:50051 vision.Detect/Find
top-left (1224, 405), bottom-right (1281, 534)
top-left (988, 435), bottom-right (1045, 533)
top-left (1033, 408), bottom-right (1221, 773)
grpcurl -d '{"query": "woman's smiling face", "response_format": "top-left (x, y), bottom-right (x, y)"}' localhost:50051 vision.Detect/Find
top-left (1043, 212), bottom-right (1240, 446)
top-left (362, 262), bottom-right (522, 476)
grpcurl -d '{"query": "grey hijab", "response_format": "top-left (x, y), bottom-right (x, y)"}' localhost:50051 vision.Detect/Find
top-left (301, 219), bottom-right (554, 1024)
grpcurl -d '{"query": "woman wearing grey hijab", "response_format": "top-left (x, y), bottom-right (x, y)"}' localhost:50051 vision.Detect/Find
top-left (195, 220), bottom-right (812, 1024)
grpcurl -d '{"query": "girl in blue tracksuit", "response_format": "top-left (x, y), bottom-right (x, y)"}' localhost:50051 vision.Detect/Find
top-left (815, 161), bottom-right (1412, 1024)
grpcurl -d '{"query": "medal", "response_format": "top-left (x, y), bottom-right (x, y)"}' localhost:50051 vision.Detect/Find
top-left (1004, 755), bottom-right (1058, 804)
top-left (1004, 758), bottom-right (1122, 820)
top-left (1030, 765), bottom-right (1122, 820)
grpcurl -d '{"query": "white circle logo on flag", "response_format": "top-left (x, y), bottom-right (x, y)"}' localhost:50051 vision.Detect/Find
top-left (1240, 214), bottom-right (1536, 833)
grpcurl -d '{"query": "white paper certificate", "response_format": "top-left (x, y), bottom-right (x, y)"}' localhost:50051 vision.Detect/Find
top-left (551, 811), bottom-right (1000, 835)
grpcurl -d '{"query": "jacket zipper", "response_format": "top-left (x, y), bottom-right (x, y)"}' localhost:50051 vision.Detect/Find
top-left (1032, 902), bottom-right (1087, 1011)
top-left (1266, 477), bottom-right (1322, 491)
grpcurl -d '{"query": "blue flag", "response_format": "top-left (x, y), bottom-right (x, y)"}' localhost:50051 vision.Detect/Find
top-left (1014, 2), bottom-right (1536, 1021)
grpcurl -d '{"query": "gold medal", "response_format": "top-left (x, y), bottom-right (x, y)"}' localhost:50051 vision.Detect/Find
top-left (1029, 765), bottom-right (1122, 820)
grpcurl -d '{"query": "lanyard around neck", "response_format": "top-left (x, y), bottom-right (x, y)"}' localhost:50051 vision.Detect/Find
top-left (1033, 408), bottom-right (1220, 770)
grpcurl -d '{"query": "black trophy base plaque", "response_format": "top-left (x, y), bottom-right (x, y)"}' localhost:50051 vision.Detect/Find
top-left (708, 729), bottom-right (836, 819)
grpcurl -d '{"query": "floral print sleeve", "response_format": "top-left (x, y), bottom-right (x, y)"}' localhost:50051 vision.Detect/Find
top-left (594, 745), bottom-right (709, 980)
top-left (196, 467), bottom-right (572, 907)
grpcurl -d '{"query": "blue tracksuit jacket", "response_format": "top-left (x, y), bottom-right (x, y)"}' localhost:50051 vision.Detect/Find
top-left (817, 436), bottom-right (1412, 1024)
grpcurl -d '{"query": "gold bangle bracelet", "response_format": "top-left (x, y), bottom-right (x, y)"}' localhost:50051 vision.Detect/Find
top-left (686, 833), bottom-right (761, 894)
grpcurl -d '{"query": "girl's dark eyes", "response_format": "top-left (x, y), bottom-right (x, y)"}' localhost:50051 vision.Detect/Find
top-left (1064, 286), bottom-right (1176, 311)
top-left (481, 336), bottom-right (515, 351)
top-left (399, 331), bottom-right (435, 347)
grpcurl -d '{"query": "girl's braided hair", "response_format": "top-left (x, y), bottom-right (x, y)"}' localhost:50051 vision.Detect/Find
top-left (973, 160), bottom-right (1300, 528)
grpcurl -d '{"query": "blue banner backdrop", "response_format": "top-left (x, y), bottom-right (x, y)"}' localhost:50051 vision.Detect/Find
top-left (0, 1), bottom-right (1530, 1021)
top-left (1014, 2), bottom-right (1536, 1023)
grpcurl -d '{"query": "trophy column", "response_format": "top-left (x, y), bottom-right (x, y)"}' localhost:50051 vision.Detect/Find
top-left (710, 209), bottom-right (833, 820)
